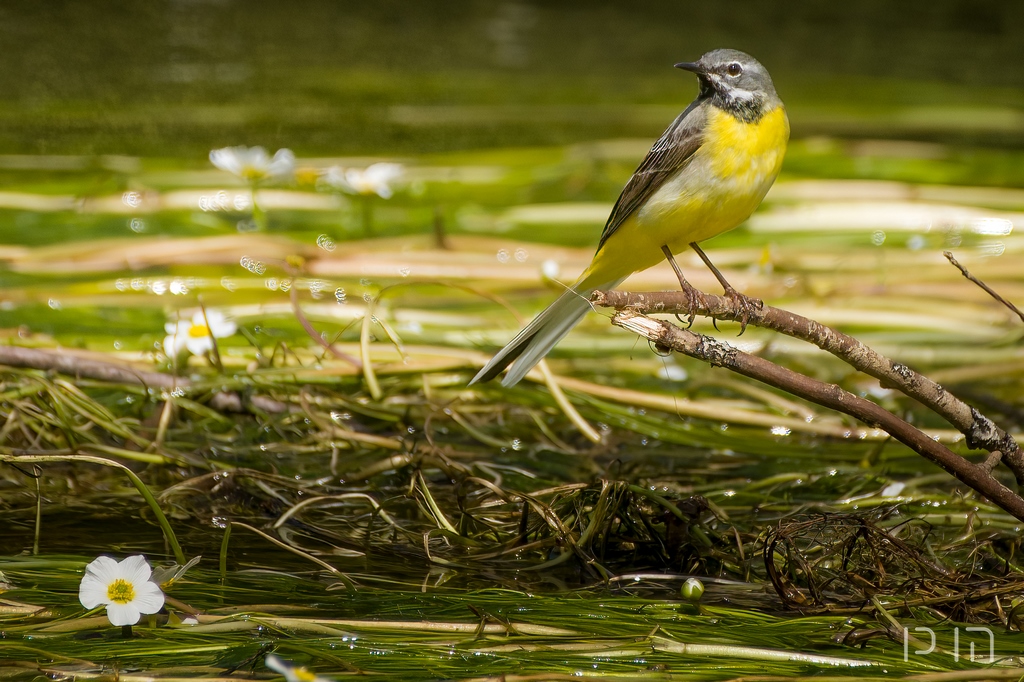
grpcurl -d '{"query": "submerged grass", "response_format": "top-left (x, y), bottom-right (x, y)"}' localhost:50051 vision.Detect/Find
top-left (0, 135), bottom-right (1023, 678)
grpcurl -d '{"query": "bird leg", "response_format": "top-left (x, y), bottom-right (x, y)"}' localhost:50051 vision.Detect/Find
top-left (660, 245), bottom-right (707, 327)
top-left (688, 241), bottom-right (762, 334)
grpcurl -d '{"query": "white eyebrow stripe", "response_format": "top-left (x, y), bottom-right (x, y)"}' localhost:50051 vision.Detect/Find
top-left (727, 88), bottom-right (758, 103)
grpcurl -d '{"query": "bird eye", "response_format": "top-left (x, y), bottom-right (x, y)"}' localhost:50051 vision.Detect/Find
top-left (726, 62), bottom-right (742, 77)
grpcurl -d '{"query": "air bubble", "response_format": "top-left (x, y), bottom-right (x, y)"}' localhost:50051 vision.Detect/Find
top-left (496, 248), bottom-right (510, 263)
top-left (240, 256), bottom-right (267, 275)
top-left (130, 218), bottom-right (146, 233)
top-left (870, 230), bottom-right (886, 246)
top-left (514, 248), bottom-right (528, 262)
top-left (335, 288), bottom-right (347, 304)
top-left (316, 234), bottom-right (337, 252)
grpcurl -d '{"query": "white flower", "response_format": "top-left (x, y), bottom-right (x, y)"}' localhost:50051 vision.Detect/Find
top-left (322, 162), bottom-right (403, 199)
top-left (209, 146), bottom-right (295, 183)
top-left (164, 309), bottom-right (237, 357)
top-left (266, 654), bottom-right (332, 682)
top-left (79, 555), bottom-right (165, 626)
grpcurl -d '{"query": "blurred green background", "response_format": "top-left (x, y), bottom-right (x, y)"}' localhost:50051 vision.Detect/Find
top-left (3, 0), bottom-right (1023, 156)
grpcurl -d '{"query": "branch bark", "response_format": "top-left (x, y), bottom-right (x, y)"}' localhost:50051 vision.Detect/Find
top-left (608, 310), bottom-right (1024, 523)
top-left (592, 289), bottom-right (1024, 485)
top-left (0, 345), bottom-right (286, 414)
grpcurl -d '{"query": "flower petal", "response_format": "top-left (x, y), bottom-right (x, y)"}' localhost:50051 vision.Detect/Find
top-left (163, 334), bottom-right (180, 356)
top-left (268, 149), bottom-right (296, 178)
top-left (79, 573), bottom-right (110, 608)
top-left (83, 556), bottom-right (121, 584)
top-left (210, 148), bottom-right (244, 176)
top-left (119, 555), bottom-right (152, 585)
top-left (265, 654), bottom-right (289, 675)
top-left (185, 335), bottom-right (213, 356)
top-left (212, 319), bottom-right (237, 338)
top-left (132, 580), bottom-right (165, 615)
top-left (106, 602), bottom-right (141, 626)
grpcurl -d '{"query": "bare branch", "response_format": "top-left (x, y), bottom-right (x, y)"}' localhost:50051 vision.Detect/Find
top-left (944, 250), bottom-right (1024, 324)
top-left (592, 289), bottom-right (1024, 484)
top-left (611, 310), bottom-right (1024, 523)
top-left (0, 345), bottom-right (287, 414)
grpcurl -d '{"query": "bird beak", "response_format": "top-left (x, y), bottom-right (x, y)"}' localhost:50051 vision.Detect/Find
top-left (674, 61), bottom-right (705, 75)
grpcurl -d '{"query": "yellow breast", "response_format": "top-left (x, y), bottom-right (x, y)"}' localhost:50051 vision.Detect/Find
top-left (704, 105), bottom-right (790, 180)
top-left (583, 103), bottom-right (789, 284)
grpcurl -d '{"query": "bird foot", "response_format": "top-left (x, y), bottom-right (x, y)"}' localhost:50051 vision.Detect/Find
top-left (724, 286), bottom-right (762, 335)
top-left (679, 279), bottom-right (710, 327)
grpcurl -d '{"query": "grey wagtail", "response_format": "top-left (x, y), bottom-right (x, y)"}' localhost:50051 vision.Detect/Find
top-left (471, 48), bottom-right (789, 387)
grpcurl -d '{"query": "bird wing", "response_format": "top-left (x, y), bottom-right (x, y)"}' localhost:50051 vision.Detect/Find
top-left (596, 98), bottom-right (707, 251)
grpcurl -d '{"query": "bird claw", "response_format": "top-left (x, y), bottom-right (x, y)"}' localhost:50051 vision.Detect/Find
top-left (680, 279), bottom-right (709, 328)
top-left (724, 287), bottom-right (762, 335)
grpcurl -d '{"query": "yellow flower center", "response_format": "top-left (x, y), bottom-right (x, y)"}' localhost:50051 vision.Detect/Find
top-left (107, 578), bottom-right (136, 604)
top-left (294, 668), bottom-right (317, 682)
top-left (188, 323), bottom-right (210, 338)
top-left (241, 166), bottom-right (265, 182)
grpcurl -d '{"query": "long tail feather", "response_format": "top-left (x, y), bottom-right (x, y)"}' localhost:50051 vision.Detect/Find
top-left (470, 277), bottom-right (623, 387)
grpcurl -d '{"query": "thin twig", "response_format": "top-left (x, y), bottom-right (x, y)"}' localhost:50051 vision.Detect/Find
top-left (944, 250), bottom-right (1024, 324)
top-left (610, 310), bottom-right (1024, 523)
top-left (592, 289), bottom-right (1024, 483)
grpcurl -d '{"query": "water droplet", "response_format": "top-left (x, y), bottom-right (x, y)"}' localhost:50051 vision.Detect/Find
top-left (362, 292), bottom-right (372, 302)
top-left (113, 340), bottom-right (122, 350)
top-left (335, 287), bottom-right (347, 304)
top-left (514, 248), bottom-right (528, 262)
top-left (870, 230), bottom-right (886, 246)
top-left (211, 516), bottom-right (228, 529)
top-left (398, 266), bottom-right (411, 277)
top-left (511, 438), bottom-right (522, 451)
top-left (496, 248), bottom-right (510, 263)
top-left (129, 218), bottom-right (146, 233)
top-left (47, 298), bottom-right (62, 310)
top-left (236, 219), bottom-right (258, 233)
top-left (240, 256), bottom-right (266, 275)
top-left (906, 235), bottom-right (925, 251)
top-left (265, 277), bottom-right (279, 290)
top-left (316, 234), bottom-right (337, 252)
top-left (360, 278), bottom-right (372, 286)
top-left (770, 425), bottom-right (791, 436)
